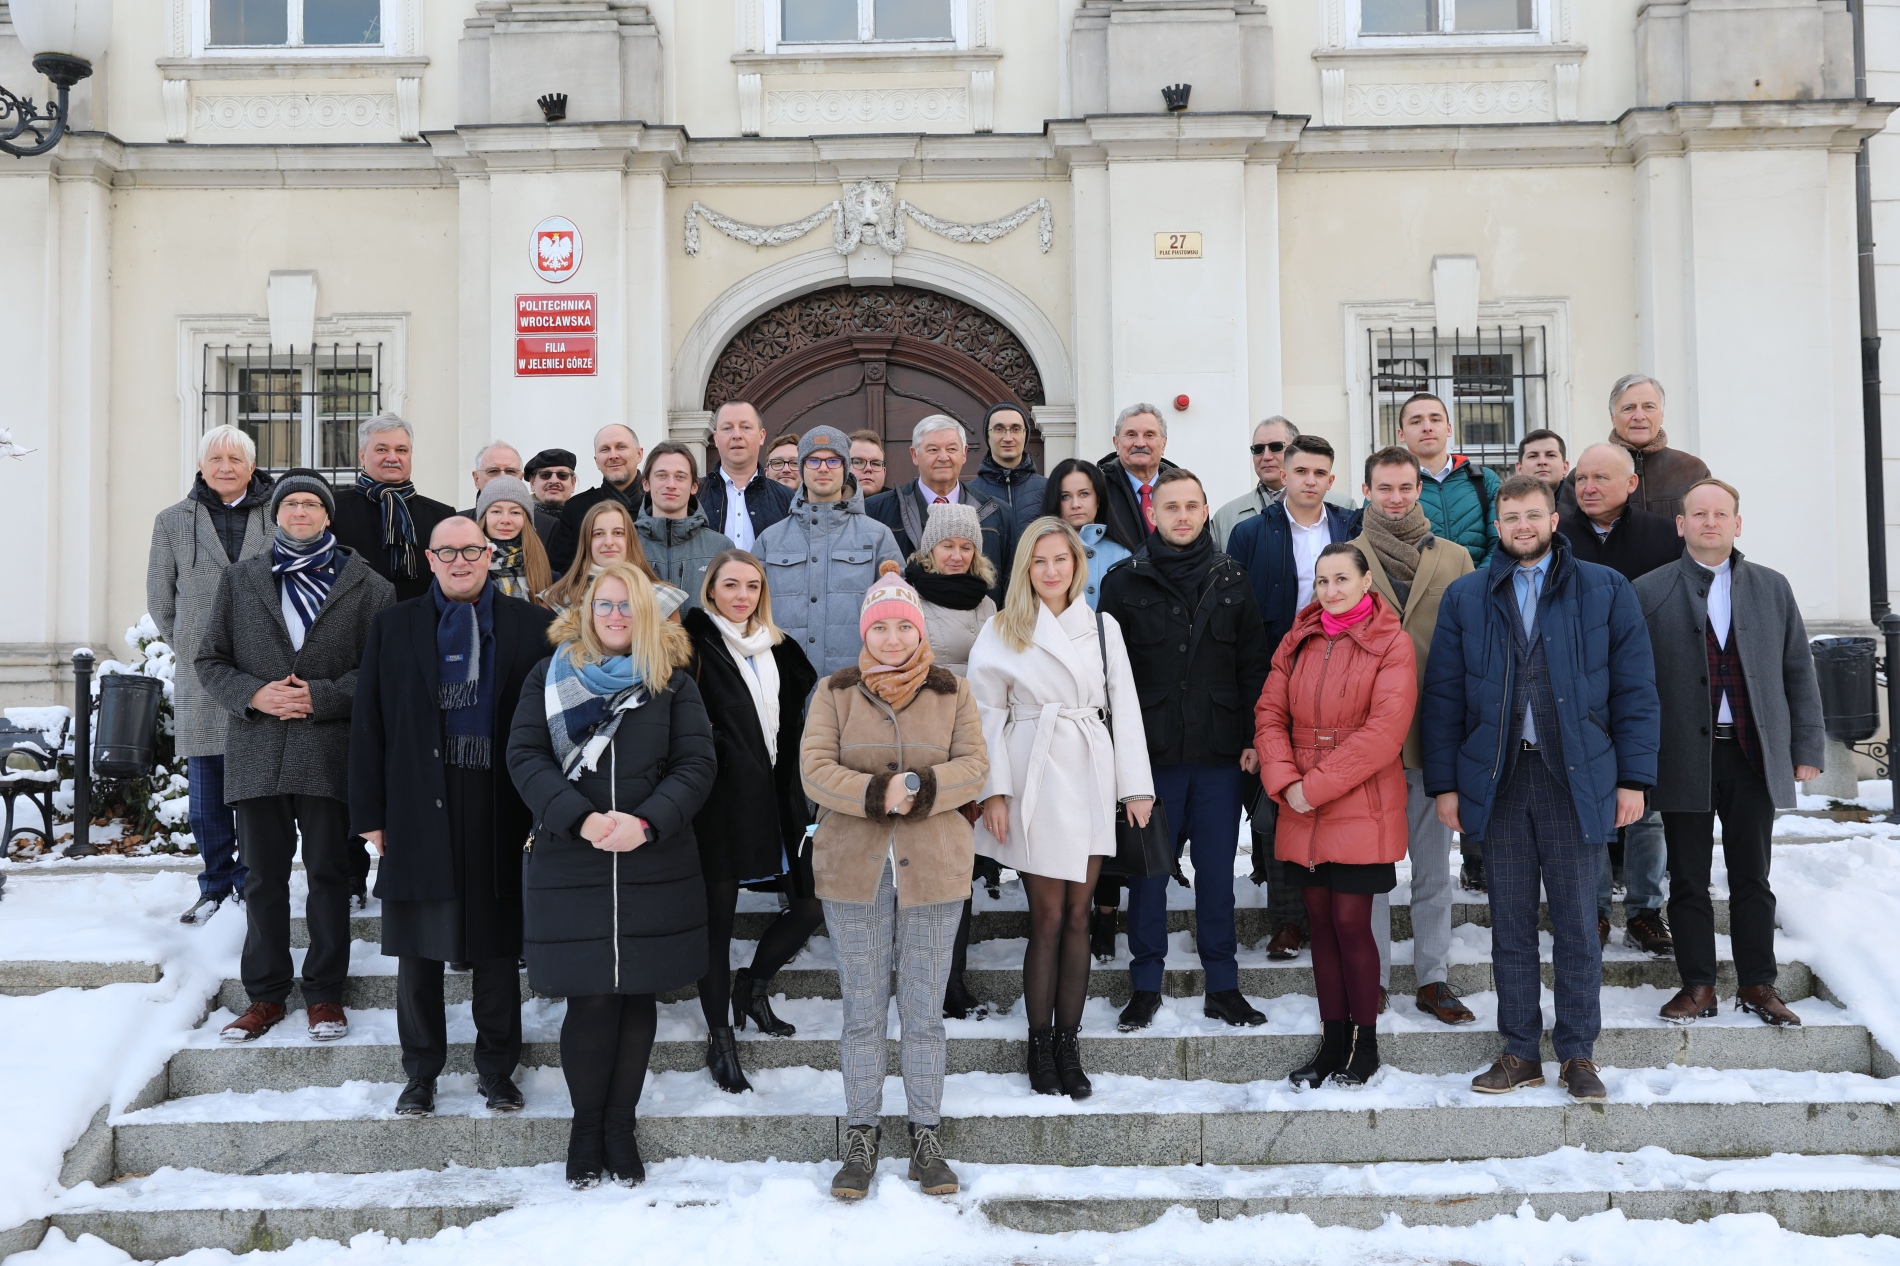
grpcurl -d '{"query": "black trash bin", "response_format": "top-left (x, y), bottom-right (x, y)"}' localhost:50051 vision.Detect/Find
top-left (1811, 637), bottom-right (1879, 744)
top-left (92, 674), bottom-right (164, 779)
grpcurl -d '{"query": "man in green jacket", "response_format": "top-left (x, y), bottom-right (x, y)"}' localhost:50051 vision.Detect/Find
top-left (1396, 392), bottom-right (1499, 568)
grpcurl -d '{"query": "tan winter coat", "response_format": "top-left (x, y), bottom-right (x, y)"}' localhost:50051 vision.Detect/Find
top-left (1350, 531), bottom-right (1473, 768)
top-left (799, 665), bottom-right (989, 907)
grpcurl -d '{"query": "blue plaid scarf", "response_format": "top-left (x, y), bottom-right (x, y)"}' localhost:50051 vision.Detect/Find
top-left (434, 579), bottom-right (497, 769)
top-left (544, 646), bottom-right (646, 780)
top-left (270, 527), bottom-right (338, 641)
top-left (355, 471), bottom-right (421, 580)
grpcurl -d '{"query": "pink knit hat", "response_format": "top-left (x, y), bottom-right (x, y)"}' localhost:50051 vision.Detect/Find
top-left (859, 560), bottom-right (927, 639)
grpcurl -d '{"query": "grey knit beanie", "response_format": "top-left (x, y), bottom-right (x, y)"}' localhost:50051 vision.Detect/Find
top-left (797, 425), bottom-right (851, 468)
top-left (475, 475), bottom-right (535, 523)
top-left (918, 501), bottom-right (983, 556)
top-left (269, 468), bottom-right (336, 520)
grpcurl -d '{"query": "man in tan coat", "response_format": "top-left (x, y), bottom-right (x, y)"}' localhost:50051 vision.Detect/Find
top-left (1350, 446), bottom-right (1477, 1026)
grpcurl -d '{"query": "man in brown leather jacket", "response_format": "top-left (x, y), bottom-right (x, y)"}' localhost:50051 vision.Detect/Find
top-left (1557, 375), bottom-right (1711, 523)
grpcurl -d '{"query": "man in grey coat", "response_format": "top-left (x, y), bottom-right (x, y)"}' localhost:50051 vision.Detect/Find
top-left (197, 469), bottom-right (394, 1046)
top-left (147, 425), bottom-right (273, 925)
top-left (635, 442), bottom-right (734, 610)
top-left (1635, 478), bottom-right (1824, 1028)
top-left (757, 425), bottom-right (902, 677)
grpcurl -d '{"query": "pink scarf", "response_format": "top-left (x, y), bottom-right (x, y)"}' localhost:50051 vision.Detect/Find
top-left (1319, 592), bottom-right (1375, 637)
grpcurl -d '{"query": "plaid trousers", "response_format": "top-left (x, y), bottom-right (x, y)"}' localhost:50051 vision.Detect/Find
top-left (1484, 753), bottom-right (1601, 1063)
top-left (824, 858), bottom-right (963, 1127)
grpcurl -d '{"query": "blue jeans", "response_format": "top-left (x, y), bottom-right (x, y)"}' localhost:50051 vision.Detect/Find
top-left (1484, 754), bottom-right (1600, 1063)
top-left (1127, 763), bottom-right (1241, 994)
top-left (187, 755), bottom-right (247, 899)
top-left (1600, 808), bottom-right (1666, 918)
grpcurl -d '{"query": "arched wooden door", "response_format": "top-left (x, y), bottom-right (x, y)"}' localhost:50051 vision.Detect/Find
top-left (702, 284), bottom-right (1045, 487)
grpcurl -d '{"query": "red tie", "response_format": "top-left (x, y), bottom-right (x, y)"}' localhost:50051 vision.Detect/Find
top-left (935, 496), bottom-right (948, 505)
top-left (1139, 483), bottom-right (1154, 530)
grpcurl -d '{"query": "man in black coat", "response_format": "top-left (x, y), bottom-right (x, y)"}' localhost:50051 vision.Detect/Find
top-left (864, 414), bottom-right (1017, 604)
top-left (547, 424), bottom-right (644, 575)
top-left (329, 415), bottom-right (456, 606)
top-left (695, 402), bottom-right (794, 555)
top-left (967, 402), bottom-right (1047, 532)
top-left (524, 447), bottom-right (578, 547)
top-left (350, 515), bottom-right (556, 1117)
top-left (1098, 468), bottom-right (1273, 1034)
top-left (1096, 403), bottom-right (1180, 552)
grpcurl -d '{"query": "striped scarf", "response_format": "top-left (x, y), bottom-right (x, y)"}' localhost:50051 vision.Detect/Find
top-left (489, 538), bottom-right (529, 601)
top-left (355, 471), bottom-right (421, 580)
top-left (270, 527), bottom-right (339, 641)
top-left (544, 647), bottom-right (648, 780)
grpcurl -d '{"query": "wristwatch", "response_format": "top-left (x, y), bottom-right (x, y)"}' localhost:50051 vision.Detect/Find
top-left (902, 772), bottom-right (921, 797)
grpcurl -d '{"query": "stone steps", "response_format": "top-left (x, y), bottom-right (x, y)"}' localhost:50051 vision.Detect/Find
top-left (0, 960), bottom-right (163, 996)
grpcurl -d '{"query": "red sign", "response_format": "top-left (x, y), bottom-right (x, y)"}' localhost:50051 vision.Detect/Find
top-left (516, 336), bottom-right (597, 376)
top-left (517, 293), bottom-right (596, 334)
top-left (531, 215), bottom-right (583, 283)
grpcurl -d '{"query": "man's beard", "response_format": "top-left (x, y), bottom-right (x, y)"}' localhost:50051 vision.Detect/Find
top-left (1497, 532), bottom-right (1552, 563)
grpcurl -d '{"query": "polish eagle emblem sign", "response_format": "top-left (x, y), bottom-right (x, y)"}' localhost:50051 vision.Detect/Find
top-left (531, 216), bottom-right (583, 283)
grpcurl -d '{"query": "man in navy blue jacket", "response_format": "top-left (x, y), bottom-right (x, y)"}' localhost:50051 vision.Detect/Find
top-left (1226, 435), bottom-right (1359, 657)
top-left (1422, 474), bottom-right (1659, 1104)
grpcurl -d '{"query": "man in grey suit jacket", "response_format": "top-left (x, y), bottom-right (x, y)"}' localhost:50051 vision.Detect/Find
top-left (1634, 478), bottom-right (1824, 1028)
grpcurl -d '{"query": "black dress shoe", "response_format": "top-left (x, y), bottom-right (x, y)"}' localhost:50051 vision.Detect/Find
top-left (394, 1079), bottom-right (435, 1117)
top-left (1117, 990), bottom-right (1163, 1032)
top-left (178, 894), bottom-right (226, 926)
top-left (479, 1076), bottom-right (524, 1112)
top-left (1203, 989), bottom-right (1266, 1027)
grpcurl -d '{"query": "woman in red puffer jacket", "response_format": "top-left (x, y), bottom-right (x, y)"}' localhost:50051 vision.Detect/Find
top-left (1255, 541), bottom-right (1416, 1091)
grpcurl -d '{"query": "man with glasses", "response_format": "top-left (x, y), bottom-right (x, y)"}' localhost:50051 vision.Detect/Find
top-left (968, 404), bottom-right (1046, 532)
top-left (849, 430), bottom-right (889, 498)
top-left (765, 432), bottom-right (803, 489)
top-left (756, 425), bottom-right (902, 675)
top-left (697, 401), bottom-right (793, 554)
top-left (523, 448), bottom-right (577, 546)
top-left (1213, 416), bottom-right (1299, 549)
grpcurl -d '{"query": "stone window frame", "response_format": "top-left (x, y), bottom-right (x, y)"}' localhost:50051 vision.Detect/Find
top-left (162, 0), bottom-right (423, 67)
top-left (736, 0), bottom-right (994, 56)
top-left (1323, 0), bottom-right (1573, 50)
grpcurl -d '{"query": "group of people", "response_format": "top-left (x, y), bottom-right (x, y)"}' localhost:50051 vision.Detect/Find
top-left (143, 370), bottom-right (1824, 1200)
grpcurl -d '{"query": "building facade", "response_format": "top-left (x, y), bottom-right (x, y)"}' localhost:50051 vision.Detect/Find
top-left (1, 0), bottom-right (1894, 702)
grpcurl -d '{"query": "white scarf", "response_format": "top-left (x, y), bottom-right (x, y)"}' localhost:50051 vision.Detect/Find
top-left (709, 610), bottom-right (782, 764)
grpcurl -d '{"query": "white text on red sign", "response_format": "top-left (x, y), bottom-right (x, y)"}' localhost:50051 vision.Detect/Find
top-left (516, 335), bottom-right (597, 376)
top-left (516, 294), bottom-right (597, 334)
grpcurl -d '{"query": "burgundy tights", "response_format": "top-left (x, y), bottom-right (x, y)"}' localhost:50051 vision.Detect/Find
top-left (1303, 887), bottom-right (1380, 1025)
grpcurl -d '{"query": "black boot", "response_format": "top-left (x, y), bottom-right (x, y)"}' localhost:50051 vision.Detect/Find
top-left (603, 1106), bottom-right (644, 1186)
top-left (706, 1025), bottom-right (753, 1094)
top-left (732, 968), bottom-right (796, 1037)
top-left (1052, 1026), bottom-right (1092, 1100)
top-left (1089, 908), bottom-right (1117, 963)
top-left (942, 974), bottom-right (987, 1021)
top-left (566, 1108), bottom-right (606, 1189)
top-left (1331, 1023), bottom-right (1381, 1087)
top-left (1026, 1025), bottom-right (1062, 1095)
top-left (1289, 1020), bottom-right (1351, 1089)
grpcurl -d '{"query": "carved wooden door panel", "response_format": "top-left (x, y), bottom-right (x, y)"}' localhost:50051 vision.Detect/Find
top-left (704, 285), bottom-right (1044, 488)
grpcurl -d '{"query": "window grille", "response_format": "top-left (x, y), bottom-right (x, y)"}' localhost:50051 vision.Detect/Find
top-left (1369, 325), bottom-right (1547, 475)
top-left (201, 342), bottom-right (382, 484)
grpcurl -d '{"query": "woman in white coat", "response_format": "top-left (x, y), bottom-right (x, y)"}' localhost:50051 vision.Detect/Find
top-left (967, 517), bottom-right (1154, 1100)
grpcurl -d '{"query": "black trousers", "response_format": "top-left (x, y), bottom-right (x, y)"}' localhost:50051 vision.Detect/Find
top-left (1663, 739), bottom-right (1779, 989)
top-left (396, 956), bottom-right (522, 1085)
top-left (234, 793), bottom-right (355, 1007)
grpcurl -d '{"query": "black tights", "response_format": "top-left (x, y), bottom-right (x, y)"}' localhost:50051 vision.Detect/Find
top-left (1022, 857), bottom-right (1103, 1030)
top-left (561, 993), bottom-right (657, 1112)
top-left (700, 880), bottom-right (825, 1030)
top-left (1303, 887), bottom-right (1380, 1026)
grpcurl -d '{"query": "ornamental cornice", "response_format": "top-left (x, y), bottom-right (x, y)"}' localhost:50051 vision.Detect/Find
top-left (1617, 100), bottom-right (1897, 160)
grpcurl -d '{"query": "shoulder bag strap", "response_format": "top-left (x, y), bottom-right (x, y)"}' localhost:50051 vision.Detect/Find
top-left (1095, 606), bottom-right (1113, 731)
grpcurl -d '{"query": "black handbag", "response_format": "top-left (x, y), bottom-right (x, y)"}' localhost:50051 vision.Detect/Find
top-left (1094, 607), bottom-right (1175, 879)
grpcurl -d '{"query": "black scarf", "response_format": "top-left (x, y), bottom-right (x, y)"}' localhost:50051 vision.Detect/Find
top-left (904, 560), bottom-right (990, 611)
top-left (1144, 524), bottom-right (1217, 600)
top-left (434, 579), bottom-right (497, 769)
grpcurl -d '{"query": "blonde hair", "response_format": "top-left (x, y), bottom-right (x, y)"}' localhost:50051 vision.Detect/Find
top-left (995, 517), bottom-right (1089, 652)
top-left (1682, 477), bottom-right (1741, 513)
top-left (548, 562), bottom-right (692, 690)
top-left (543, 500), bottom-right (658, 611)
top-left (909, 540), bottom-right (998, 588)
top-left (699, 548), bottom-right (785, 643)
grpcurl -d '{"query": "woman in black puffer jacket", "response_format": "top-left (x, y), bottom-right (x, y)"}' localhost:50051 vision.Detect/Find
top-left (507, 561), bottom-right (717, 1190)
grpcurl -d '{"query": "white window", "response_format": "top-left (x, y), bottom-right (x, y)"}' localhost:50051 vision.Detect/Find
top-left (1361, 0), bottom-right (1534, 34)
top-left (203, 343), bottom-right (383, 479)
top-left (777, 0), bottom-right (958, 47)
top-left (202, 0), bottom-right (390, 51)
top-left (1370, 325), bottom-right (1548, 472)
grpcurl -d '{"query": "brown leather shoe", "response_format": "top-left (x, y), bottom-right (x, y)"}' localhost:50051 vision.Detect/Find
top-left (1415, 981), bottom-right (1478, 1026)
top-left (1264, 923), bottom-right (1304, 961)
top-left (1559, 1057), bottom-right (1608, 1102)
top-left (306, 1002), bottom-right (349, 1042)
top-left (219, 1001), bottom-right (286, 1044)
top-left (1598, 917), bottom-right (1611, 948)
top-left (1471, 1052), bottom-right (1544, 1094)
top-left (1659, 985), bottom-right (1718, 1026)
top-left (1738, 985), bottom-right (1803, 1027)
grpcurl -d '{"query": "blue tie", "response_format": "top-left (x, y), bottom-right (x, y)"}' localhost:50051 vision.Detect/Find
top-left (1516, 566), bottom-right (1543, 746)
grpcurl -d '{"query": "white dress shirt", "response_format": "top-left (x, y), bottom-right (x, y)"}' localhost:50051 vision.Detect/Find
top-left (1699, 555), bottom-right (1735, 722)
top-left (1422, 453), bottom-right (1454, 483)
top-left (1289, 509), bottom-right (1334, 610)
top-left (918, 479), bottom-right (961, 505)
top-left (719, 466), bottom-right (756, 553)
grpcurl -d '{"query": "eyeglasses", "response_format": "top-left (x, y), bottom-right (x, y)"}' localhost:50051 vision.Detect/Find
top-left (429, 545), bottom-right (490, 562)
top-left (1249, 441), bottom-right (1288, 456)
top-left (804, 456), bottom-right (844, 470)
top-left (849, 457), bottom-right (885, 470)
top-left (591, 600), bottom-right (633, 616)
top-left (989, 424), bottom-right (1027, 437)
top-left (480, 466), bottom-right (524, 479)
top-left (764, 457), bottom-right (799, 472)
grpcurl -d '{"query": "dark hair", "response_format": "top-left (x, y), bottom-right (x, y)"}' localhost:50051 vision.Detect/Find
top-left (642, 440), bottom-right (698, 484)
top-left (1363, 444), bottom-right (1422, 488)
top-left (1495, 472), bottom-right (1557, 512)
top-left (1154, 466), bottom-right (1205, 496)
top-left (1517, 428), bottom-right (1567, 461)
top-left (847, 429), bottom-right (883, 448)
top-left (1317, 541), bottom-right (1369, 575)
top-left (1040, 458), bottom-right (1112, 523)
top-left (984, 401), bottom-right (1030, 431)
top-left (1397, 392), bottom-right (1448, 426)
top-left (1284, 434), bottom-right (1336, 468)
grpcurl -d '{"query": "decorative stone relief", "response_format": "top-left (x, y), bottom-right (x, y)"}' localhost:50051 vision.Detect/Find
top-left (1345, 80), bottom-right (1552, 121)
top-left (395, 78), bottom-right (420, 140)
top-left (162, 80), bottom-right (189, 142)
top-left (1553, 63), bottom-right (1579, 122)
top-left (192, 93), bottom-right (399, 131)
top-left (970, 69), bottom-right (995, 133)
top-left (764, 87), bottom-right (968, 128)
top-left (686, 180), bottom-right (1054, 259)
top-left (1321, 67), bottom-right (1346, 126)
top-left (738, 73), bottom-right (763, 135)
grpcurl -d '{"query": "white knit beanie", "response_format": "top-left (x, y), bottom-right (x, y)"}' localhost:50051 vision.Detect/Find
top-left (917, 501), bottom-right (983, 556)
